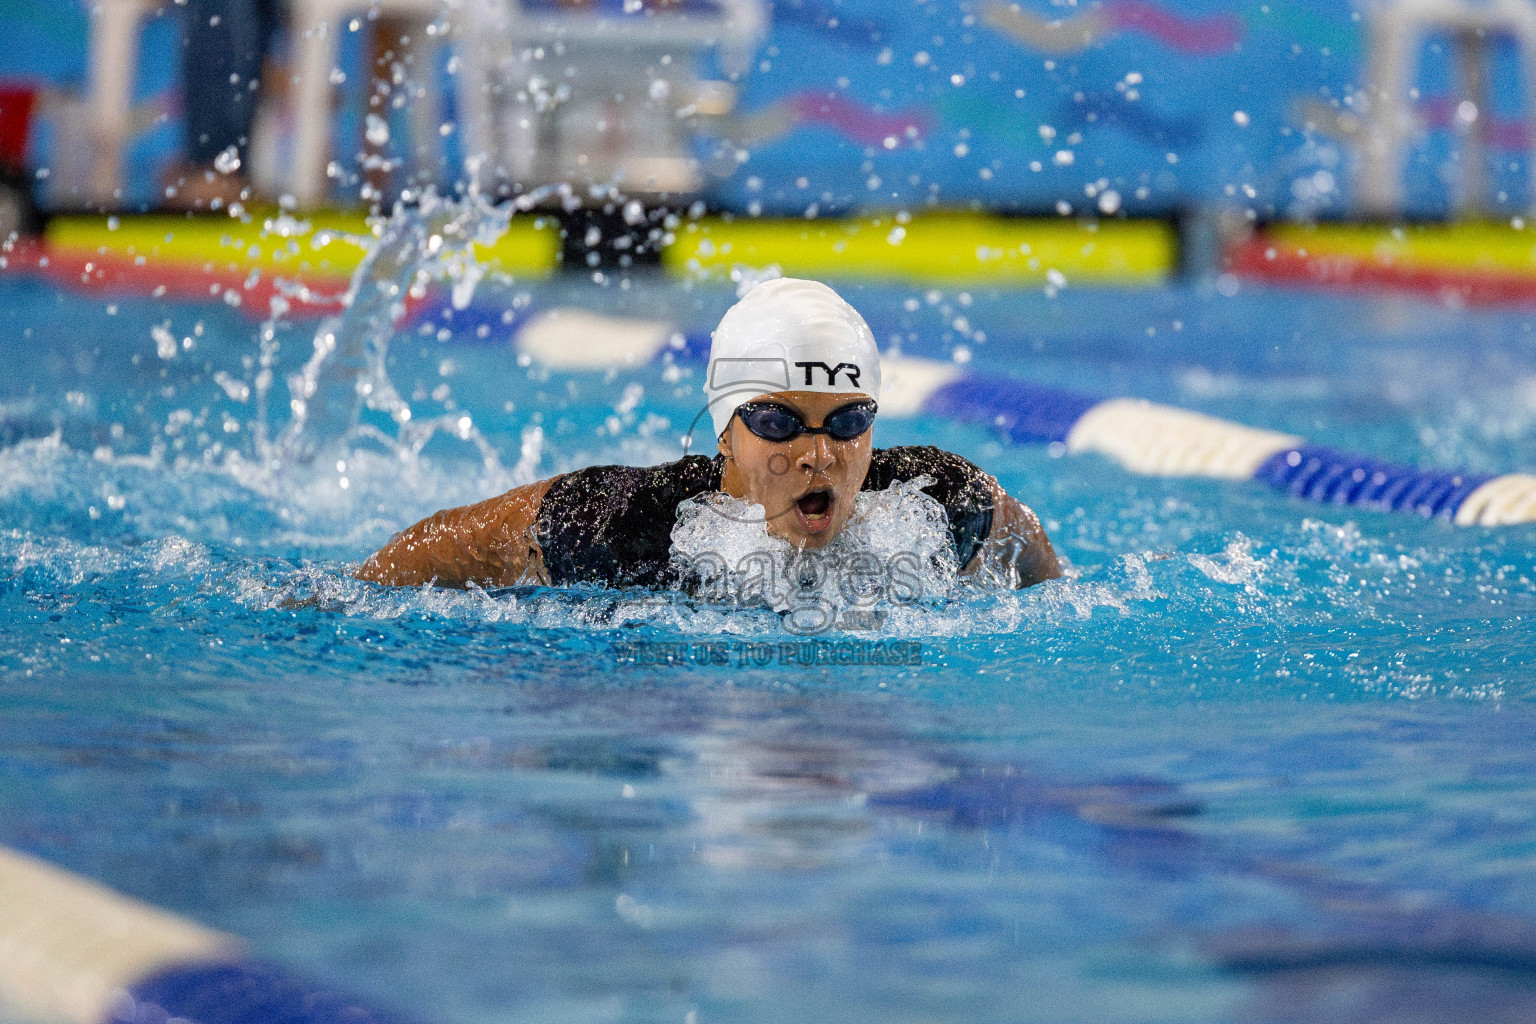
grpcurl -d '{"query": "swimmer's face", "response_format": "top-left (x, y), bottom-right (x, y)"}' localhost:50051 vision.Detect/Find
top-left (718, 390), bottom-right (875, 549)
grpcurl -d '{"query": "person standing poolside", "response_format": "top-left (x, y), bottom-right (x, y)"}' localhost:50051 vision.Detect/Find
top-left (163, 0), bottom-right (283, 210)
top-left (356, 278), bottom-right (1062, 591)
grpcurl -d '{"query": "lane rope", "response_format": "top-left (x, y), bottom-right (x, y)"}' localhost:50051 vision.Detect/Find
top-left (0, 846), bottom-right (420, 1024)
top-left (511, 307), bottom-right (1536, 525)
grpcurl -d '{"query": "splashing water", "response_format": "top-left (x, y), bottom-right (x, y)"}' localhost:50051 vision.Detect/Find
top-left (669, 476), bottom-right (961, 634)
top-left (256, 191), bottom-right (523, 477)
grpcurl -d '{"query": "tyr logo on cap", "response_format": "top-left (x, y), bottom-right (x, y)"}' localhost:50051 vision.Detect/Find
top-left (794, 361), bottom-right (862, 388)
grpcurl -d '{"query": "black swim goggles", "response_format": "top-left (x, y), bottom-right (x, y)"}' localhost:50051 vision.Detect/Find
top-left (734, 399), bottom-right (878, 443)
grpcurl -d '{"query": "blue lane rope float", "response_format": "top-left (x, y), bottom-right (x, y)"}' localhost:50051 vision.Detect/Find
top-left (0, 846), bottom-right (421, 1024)
top-left (922, 377), bottom-right (1101, 445)
top-left (1252, 445), bottom-right (1492, 519)
top-left (509, 308), bottom-right (1536, 526)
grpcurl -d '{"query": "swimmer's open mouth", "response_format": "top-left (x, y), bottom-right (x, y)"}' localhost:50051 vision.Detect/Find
top-left (794, 488), bottom-right (834, 533)
top-left (796, 489), bottom-right (832, 516)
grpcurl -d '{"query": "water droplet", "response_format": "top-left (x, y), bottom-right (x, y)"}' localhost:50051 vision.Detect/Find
top-left (365, 114), bottom-right (390, 146)
top-left (152, 325), bottom-right (178, 360)
top-left (213, 146), bottom-right (241, 175)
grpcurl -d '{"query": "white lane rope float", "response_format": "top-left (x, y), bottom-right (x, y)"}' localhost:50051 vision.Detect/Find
top-left (512, 309), bottom-right (1536, 526)
top-left (0, 845), bottom-right (420, 1024)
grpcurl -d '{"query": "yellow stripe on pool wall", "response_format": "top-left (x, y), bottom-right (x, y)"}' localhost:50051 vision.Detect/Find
top-left (470, 217), bottom-right (562, 278)
top-left (41, 209), bottom-right (1175, 288)
top-left (1263, 221), bottom-right (1536, 275)
top-left (0, 845), bottom-right (237, 1024)
top-left (45, 210), bottom-right (561, 281)
top-left (47, 210), bottom-right (374, 279)
top-left (663, 213), bottom-right (1176, 285)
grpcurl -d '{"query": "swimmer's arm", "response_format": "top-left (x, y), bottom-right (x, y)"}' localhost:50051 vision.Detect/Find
top-left (965, 482), bottom-right (1063, 588)
top-left (354, 476), bottom-right (562, 588)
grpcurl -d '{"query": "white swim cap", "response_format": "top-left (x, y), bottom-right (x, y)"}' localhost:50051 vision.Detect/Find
top-left (704, 277), bottom-right (882, 439)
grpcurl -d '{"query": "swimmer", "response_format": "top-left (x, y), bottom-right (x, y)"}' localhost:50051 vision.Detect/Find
top-left (355, 278), bottom-right (1061, 591)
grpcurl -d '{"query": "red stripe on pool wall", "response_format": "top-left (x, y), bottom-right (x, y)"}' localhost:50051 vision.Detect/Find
top-left (1105, 0), bottom-right (1244, 54)
top-left (0, 86), bottom-right (36, 170)
top-left (1227, 236), bottom-right (1536, 306)
top-left (0, 240), bottom-right (352, 317)
top-left (788, 93), bottom-right (932, 147)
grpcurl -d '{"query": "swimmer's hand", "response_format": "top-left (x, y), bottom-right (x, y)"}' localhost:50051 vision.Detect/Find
top-left (354, 477), bottom-right (560, 588)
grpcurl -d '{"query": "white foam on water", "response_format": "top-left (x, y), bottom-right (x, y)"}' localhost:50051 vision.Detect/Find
top-left (0, 426), bottom-right (533, 555)
top-left (4, 529), bottom-right (212, 585)
top-left (218, 478), bottom-right (1218, 639)
top-left (1188, 535), bottom-right (1266, 587)
top-left (669, 475), bottom-right (959, 631)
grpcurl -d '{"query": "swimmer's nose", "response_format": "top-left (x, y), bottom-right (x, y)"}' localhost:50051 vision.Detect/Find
top-left (796, 433), bottom-right (836, 476)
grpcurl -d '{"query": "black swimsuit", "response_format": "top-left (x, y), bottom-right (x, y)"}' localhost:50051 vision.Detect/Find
top-left (535, 446), bottom-right (995, 589)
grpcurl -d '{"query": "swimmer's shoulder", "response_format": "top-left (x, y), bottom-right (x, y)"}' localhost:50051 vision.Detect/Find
top-left (540, 454), bottom-right (722, 516)
top-left (536, 454), bottom-right (722, 587)
top-left (864, 445), bottom-right (992, 495)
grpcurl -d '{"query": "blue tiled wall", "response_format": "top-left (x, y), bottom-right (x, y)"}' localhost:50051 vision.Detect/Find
top-left (1, 0), bottom-right (1528, 216)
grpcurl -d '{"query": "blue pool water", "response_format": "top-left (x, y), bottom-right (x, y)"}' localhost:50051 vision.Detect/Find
top-left (3, 254), bottom-right (1536, 1022)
